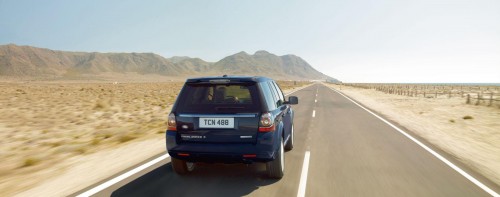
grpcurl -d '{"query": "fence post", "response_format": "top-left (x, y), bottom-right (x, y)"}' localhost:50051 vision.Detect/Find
top-left (475, 94), bottom-right (480, 105)
top-left (489, 93), bottom-right (493, 106)
top-left (466, 94), bottom-right (470, 104)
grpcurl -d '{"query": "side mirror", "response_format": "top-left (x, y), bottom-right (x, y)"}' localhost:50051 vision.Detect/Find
top-left (286, 96), bottom-right (298, 105)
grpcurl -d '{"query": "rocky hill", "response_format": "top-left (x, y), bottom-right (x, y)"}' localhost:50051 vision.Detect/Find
top-left (0, 44), bottom-right (338, 81)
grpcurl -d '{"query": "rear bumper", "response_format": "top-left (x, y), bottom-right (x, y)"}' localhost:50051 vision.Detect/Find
top-left (166, 131), bottom-right (277, 163)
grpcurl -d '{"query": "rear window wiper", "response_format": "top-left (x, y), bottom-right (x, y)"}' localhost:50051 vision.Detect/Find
top-left (215, 106), bottom-right (245, 110)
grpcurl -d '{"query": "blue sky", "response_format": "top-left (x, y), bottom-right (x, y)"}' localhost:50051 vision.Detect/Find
top-left (1, 0), bottom-right (499, 82)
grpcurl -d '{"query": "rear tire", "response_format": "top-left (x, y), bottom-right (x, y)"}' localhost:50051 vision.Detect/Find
top-left (285, 124), bottom-right (294, 151)
top-left (267, 138), bottom-right (285, 179)
top-left (171, 157), bottom-right (195, 175)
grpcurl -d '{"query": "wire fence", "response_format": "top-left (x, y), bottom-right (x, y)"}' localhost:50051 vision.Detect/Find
top-left (334, 83), bottom-right (500, 108)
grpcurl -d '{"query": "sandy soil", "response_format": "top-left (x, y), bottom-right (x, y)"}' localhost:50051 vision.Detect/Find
top-left (0, 82), bottom-right (183, 196)
top-left (17, 138), bottom-right (166, 197)
top-left (325, 83), bottom-right (500, 186)
top-left (0, 80), bottom-right (310, 197)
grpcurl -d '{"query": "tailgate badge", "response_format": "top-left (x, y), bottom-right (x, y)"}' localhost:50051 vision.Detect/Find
top-left (182, 125), bottom-right (188, 129)
top-left (240, 136), bottom-right (252, 139)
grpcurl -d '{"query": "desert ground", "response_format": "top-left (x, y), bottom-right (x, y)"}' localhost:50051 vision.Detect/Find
top-left (0, 80), bottom-right (311, 196)
top-left (325, 83), bottom-right (500, 186)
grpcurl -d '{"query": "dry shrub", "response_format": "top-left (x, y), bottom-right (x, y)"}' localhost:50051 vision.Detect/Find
top-left (91, 137), bottom-right (102, 146)
top-left (118, 134), bottom-right (137, 143)
top-left (75, 146), bottom-right (88, 154)
top-left (103, 134), bottom-right (112, 139)
top-left (157, 130), bottom-right (166, 134)
top-left (49, 141), bottom-right (63, 147)
top-left (94, 101), bottom-right (108, 110)
top-left (22, 157), bottom-right (40, 167)
top-left (463, 115), bottom-right (473, 120)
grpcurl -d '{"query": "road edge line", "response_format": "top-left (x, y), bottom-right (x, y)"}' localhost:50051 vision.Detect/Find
top-left (327, 85), bottom-right (499, 197)
top-left (76, 153), bottom-right (170, 197)
top-left (285, 83), bottom-right (315, 96)
top-left (297, 151), bottom-right (311, 197)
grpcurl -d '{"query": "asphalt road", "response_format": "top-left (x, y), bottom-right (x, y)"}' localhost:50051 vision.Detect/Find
top-left (80, 84), bottom-right (499, 197)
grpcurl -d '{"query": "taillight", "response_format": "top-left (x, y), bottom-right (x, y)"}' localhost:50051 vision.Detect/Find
top-left (167, 113), bottom-right (177, 131)
top-left (243, 154), bottom-right (257, 158)
top-left (259, 112), bottom-right (275, 132)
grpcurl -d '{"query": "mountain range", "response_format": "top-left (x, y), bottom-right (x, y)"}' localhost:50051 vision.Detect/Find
top-left (0, 44), bottom-right (338, 81)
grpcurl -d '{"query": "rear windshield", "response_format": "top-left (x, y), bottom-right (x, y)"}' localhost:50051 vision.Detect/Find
top-left (175, 83), bottom-right (262, 113)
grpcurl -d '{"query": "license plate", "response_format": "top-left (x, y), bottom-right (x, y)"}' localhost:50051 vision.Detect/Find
top-left (199, 118), bottom-right (234, 129)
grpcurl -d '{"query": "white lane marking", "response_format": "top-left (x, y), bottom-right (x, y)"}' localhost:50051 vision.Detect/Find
top-left (297, 151), bottom-right (311, 197)
top-left (315, 99), bottom-right (317, 103)
top-left (77, 154), bottom-right (170, 197)
top-left (312, 110), bottom-right (315, 118)
top-left (327, 86), bottom-right (500, 197)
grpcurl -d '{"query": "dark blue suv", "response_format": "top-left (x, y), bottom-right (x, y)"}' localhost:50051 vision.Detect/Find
top-left (166, 76), bottom-right (298, 178)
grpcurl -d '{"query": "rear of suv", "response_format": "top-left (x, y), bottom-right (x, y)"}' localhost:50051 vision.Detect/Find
top-left (166, 76), bottom-right (298, 178)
